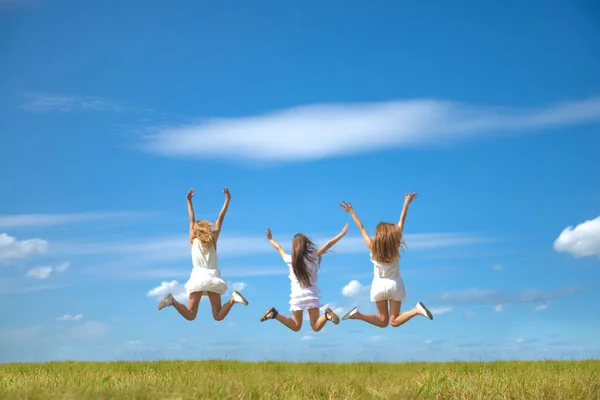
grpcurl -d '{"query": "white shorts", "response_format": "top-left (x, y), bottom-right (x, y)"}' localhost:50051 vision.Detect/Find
top-left (370, 277), bottom-right (406, 302)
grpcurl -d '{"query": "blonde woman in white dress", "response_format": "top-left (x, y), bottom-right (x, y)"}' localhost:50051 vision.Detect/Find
top-left (340, 191), bottom-right (433, 327)
top-left (157, 188), bottom-right (248, 321)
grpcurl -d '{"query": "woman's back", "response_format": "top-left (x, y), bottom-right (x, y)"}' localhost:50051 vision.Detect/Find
top-left (371, 253), bottom-right (400, 279)
top-left (191, 238), bottom-right (218, 270)
top-left (284, 253), bottom-right (319, 290)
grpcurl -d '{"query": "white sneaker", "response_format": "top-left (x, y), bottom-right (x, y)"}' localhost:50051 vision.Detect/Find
top-left (416, 302), bottom-right (433, 320)
top-left (342, 307), bottom-right (358, 321)
top-left (325, 307), bottom-right (340, 325)
top-left (158, 293), bottom-right (173, 310)
top-left (232, 290), bottom-right (249, 305)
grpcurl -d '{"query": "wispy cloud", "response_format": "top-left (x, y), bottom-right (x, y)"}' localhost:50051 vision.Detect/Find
top-left (52, 232), bottom-right (489, 262)
top-left (20, 92), bottom-right (123, 113)
top-left (492, 264), bottom-right (503, 271)
top-left (147, 280), bottom-right (187, 302)
top-left (533, 304), bottom-right (549, 312)
top-left (554, 215), bottom-right (600, 258)
top-left (429, 306), bottom-right (453, 315)
top-left (0, 212), bottom-right (145, 229)
top-left (140, 97), bottom-right (600, 163)
top-left (0, 233), bottom-right (47, 262)
top-left (57, 314), bottom-right (83, 321)
top-left (494, 304), bottom-right (504, 312)
top-left (438, 286), bottom-right (589, 306)
top-left (26, 261), bottom-right (70, 280)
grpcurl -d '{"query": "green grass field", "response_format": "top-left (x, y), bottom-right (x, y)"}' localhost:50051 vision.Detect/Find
top-left (1, 360), bottom-right (598, 399)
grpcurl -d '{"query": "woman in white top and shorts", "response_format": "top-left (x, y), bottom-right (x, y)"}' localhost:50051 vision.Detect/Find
top-left (259, 225), bottom-right (348, 332)
top-left (157, 188), bottom-right (248, 321)
top-left (340, 191), bottom-right (433, 327)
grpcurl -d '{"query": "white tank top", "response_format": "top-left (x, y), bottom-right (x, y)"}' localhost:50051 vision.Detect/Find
top-left (370, 252), bottom-right (400, 279)
top-left (191, 238), bottom-right (218, 270)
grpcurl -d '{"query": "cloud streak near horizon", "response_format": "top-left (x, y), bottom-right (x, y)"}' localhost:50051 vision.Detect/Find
top-left (0, 212), bottom-right (146, 229)
top-left (141, 97), bottom-right (600, 163)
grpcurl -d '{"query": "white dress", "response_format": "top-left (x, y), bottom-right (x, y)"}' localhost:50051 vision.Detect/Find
top-left (184, 238), bottom-right (228, 296)
top-left (283, 253), bottom-right (321, 311)
top-left (369, 253), bottom-right (406, 302)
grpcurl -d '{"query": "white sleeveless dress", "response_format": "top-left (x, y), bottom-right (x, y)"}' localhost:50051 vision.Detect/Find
top-left (283, 253), bottom-right (321, 311)
top-left (369, 253), bottom-right (406, 302)
top-left (184, 238), bottom-right (228, 296)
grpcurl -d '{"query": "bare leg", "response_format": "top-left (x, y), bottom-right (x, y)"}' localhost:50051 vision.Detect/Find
top-left (208, 291), bottom-right (236, 321)
top-left (307, 308), bottom-right (327, 332)
top-left (275, 310), bottom-right (304, 332)
top-left (390, 300), bottom-right (425, 327)
top-left (171, 292), bottom-right (202, 321)
top-left (350, 301), bottom-right (389, 328)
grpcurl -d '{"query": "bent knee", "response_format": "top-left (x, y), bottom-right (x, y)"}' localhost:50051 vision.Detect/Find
top-left (379, 316), bottom-right (390, 327)
top-left (213, 314), bottom-right (225, 321)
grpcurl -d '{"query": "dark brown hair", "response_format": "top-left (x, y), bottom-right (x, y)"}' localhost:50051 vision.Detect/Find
top-left (371, 222), bottom-right (406, 263)
top-left (291, 233), bottom-right (321, 288)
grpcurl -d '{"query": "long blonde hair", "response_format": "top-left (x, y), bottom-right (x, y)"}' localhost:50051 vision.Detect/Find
top-left (193, 220), bottom-right (215, 251)
top-left (371, 222), bottom-right (406, 263)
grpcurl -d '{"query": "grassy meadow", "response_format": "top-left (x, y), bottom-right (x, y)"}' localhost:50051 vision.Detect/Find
top-left (0, 359), bottom-right (599, 399)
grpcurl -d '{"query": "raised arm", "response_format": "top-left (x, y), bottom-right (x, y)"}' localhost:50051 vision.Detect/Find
top-left (340, 202), bottom-right (372, 249)
top-left (213, 188), bottom-right (231, 243)
top-left (266, 228), bottom-right (286, 260)
top-left (317, 223), bottom-right (349, 257)
top-left (187, 188), bottom-right (196, 244)
top-left (398, 191), bottom-right (417, 235)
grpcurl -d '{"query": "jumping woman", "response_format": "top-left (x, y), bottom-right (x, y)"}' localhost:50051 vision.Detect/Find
top-left (157, 188), bottom-right (249, 321)
top-left (260, 225), bottom-right (349, 332)
top-left (340, 191), bottom-right (433, 327)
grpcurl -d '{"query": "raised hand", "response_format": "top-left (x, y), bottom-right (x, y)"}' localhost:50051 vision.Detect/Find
top-left (405, 191), bottom-right (417, 204)
top-left (266, 228), bottom-right (273, 240)
top-left (187, 188), bottom-right (195, 201)
top-left (340, 201), bottom-right (354, 214)
top-left (340, 223), bottom-right (349, 235)
top-left (223, 188), bottom-right (231, 200)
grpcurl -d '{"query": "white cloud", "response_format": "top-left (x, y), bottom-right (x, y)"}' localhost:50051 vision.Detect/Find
top-left (492, 265), bottom-right (503, 271)
top-left (26, 261), bottom-right (70, 279)
top-left (0, 212), bottom-right (144, 229)
top-left (225, 281), bottom-right (247, 296)
top-left (533, 304), bottom-right (549, 312)
top-left (141, 97), bottom-right (600, 163)
top-left (230, 282), bottom-right (247, 292)
top-left (301, 335), bottom-right (314, 341)
top-left (57, 314), bottom-right (83, 321)
top-left (0, 233), bottom-right (47, 262)
top-left (494, 304), bottom-right (504, 312)
top-left (147, 280), bottom-right (187, 302)
top-left (516, 338), bottom-right (525, 343)
top-left (20, 92), bottom-right (123, 113)
top-left (554, 216), bottom-right (600, 258)
top-left (438, 286), bottom-right (584, 305)
top-left (464, 310), bottom-right (476, 319)
top-left (342, 280), bottom-right (368, 297)
top-left (429, 306), bottom-right (453, 315)
top-left (27, 266), bottom-right (53, 279)
top-left (54, 262), bottom-right (70, 272)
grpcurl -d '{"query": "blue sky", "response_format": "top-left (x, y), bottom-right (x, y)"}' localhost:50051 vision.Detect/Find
top-left (1, 0), bottom-right (600, 363)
